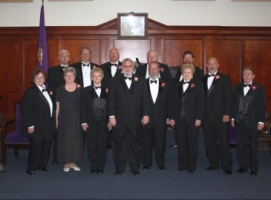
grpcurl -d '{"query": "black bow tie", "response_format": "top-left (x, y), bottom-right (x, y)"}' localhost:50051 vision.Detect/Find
top-left (124, 77), bottom-right (132, 81)
top-left (94, 86), bottom-right (101, 90)
top-left (82, 63), bottom-right (90, 67)
top-left (111, 64), bottom-right (118, 67)
top-left (150, 80), bottom-right (157, 84)
top-left (183, 81), bottom-right (190, 84)
top-left (61, 66), bottom-right (67, 70)
top-left (208, 74), bottom-right (215, 77)
top-left (243, 84), bottom-right (251, 88)
top-left (42, 89), bottom-right (46, 92)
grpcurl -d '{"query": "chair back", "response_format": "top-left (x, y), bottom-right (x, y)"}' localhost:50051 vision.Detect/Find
top-left (15, 103), bottom-right (22, 131)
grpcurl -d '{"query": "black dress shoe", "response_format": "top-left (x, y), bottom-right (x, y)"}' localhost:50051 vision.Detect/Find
top-left (236, 168), bottom-right (247, 174)
top-left (224, 169), bottom-right (232, 175)
top-left (159, 166), bottom-right (166, 170)
top-left (178, 168), bottom-right (188, 171)
top-left (132, 171), bottom-right (140, 176)
top-left (251, 171), bottom-right (257, 177)
top-left (115, 171), bottom-right (123, 176)
top-left (38, 167), bottom-right (50, 171)
top-left (188, 170), bottom-right (195, 173)
top-left (205, 166), bottom-right (220, 171)
top-left (26, 169), bottom-right (36, 175)
top-left (143, 165), bottom-right (150, 170)
top-left (52, 161), bottom-right (59, 165)
top-left (0, 169), bottom-right (7, 175)
top-left (106, 145), bottom-right (112, 150)
top-left (170, 143), bottom-right (178, 148)
top-left (97, 170), bottom-right (103, 174)
top-left (91, 170), bottom-right (98, 174)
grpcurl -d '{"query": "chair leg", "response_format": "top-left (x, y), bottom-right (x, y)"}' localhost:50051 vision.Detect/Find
top-left (14, 146), bottom-right (19, 157)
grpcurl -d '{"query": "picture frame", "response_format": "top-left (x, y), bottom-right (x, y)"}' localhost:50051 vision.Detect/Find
top-left (0, 0), bottom-right (32, 2)
top-left (117, 13), bottom-right (148, 40)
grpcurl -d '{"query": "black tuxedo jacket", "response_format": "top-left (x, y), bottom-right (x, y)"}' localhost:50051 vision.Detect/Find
top-left (80, 85), bottom-right (108, 132)
top-left (48, 64), bottom-right (66, 101)
top-left (202, 72), bottom-right (232, 123)
top-left (175, 66), bottom-right (203, 83)
top-left (145, 78), bottom-right (172, 127)
top-left (21, 85), bottom-right (55, 140)
top-left (69, 61), bottom-right (99, 87)
top-left (171, 79), bottom-right (205, 125)
top-left (135, 62), bottom-right (172, 83)
top-left (231, 82), bottom-right (266, 129)
top-left (100, 61), bottom-right (122, 88)
top-left (108, 74), bottom-right (149, 125)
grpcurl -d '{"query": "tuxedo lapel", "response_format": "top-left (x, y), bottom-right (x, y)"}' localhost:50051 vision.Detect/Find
top-left (207, 73), bottom-right (220, 95)
top-left (203, 76), bottom-right (208, 95)
top-left (89, 87), bottom-right (98, 99)
top-left (100, 87), bottom-right (107, 99)
top-left (246, 85), bottom-right (255, 106)
top-left (106, 64), bottom-right (113, 79)
top-left (120, 76), bottom-right (130, 99)
top-left (178, 82), bottom-right (184, 99)
top-left (35, 85), bottom-right (50, 111)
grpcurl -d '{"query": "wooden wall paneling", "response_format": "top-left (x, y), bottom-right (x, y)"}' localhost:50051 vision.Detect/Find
top-left (0, 40), bottom-right (21, 118)
top-left (113, 40), bottom-right (151, 63)
top-left (47, 39), bottom-right (61, 68)
top-left (164, 39), bottom-right (202, 67)
top-left (60, 38), bottom-right (100, 65)
top-left (212, 39), bottom-right (242, 87)
top-left (100, 37), bottom-right (114, 64)
top-left (245, 39), bottom-right (271, 110)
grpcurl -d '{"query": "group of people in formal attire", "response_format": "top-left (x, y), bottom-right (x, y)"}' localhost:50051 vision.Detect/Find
top-left (19, 47), bottom-right (266, 177)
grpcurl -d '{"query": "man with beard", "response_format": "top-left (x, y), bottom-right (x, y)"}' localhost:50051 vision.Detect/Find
top-left (136, 50), bottom-right (172, 83)
top-left (202, 57), bottom-right (233, 175)
top-left (108, 58), bottom-right (149, 176)
top-left (141, 61), bottom-right (172, 171)
top-left (171, 51), bottom-right (204, 148)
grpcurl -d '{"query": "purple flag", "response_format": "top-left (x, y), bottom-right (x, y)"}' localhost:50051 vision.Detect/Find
top-left (37, 3), bottom-right (48, 72)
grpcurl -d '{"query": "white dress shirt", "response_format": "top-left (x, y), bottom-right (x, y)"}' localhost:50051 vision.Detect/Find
top-left (149, 78), bottom-right (159, 103)
top-left (125, 77), bottom-right (132, 89)
top-left (82, 62), bottom-right (91, 87)
top-left (94, 85), bottom-right (102, 97)
top-left (207, 71), bottom-right (217, 89)
top-left (110, 62), bottom-right (118, 77)
top-left (243, 82), bottom-right (252, 96)
top-left (182, 80), bottom-right (190, 92)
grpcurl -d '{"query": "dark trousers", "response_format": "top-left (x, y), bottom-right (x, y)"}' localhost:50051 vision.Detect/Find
top-left (86, 124), bottom-right (107, 171)
top-left (236, 120), bottom-right (258, 172)
top-left (112, 124), bottom-right (141, 173)
top-left (202, 118), bottom-right (232, 170)
top-left (176, 117), bottom-right (199, 171)
top-left (28, 138), bottom-right (52, 170)
top-left (107, 130), bottom-right (112, 147)
top-left (142, 125), bottom-right (167, 167)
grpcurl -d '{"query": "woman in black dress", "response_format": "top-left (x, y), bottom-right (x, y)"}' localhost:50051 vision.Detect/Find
top-left (21, 68), bottom-right (55, 175)
top-left (56, 67), bottom-right (83, 172)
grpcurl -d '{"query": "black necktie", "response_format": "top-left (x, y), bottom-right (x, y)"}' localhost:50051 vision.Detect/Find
top-left (94, 86), bottom-right (101, 90)
top-left (42, 89), bottom-right (46, 92)
top-left (243, 84), bottom-right (251, 88)
top-left (124, 77), bottom-right (132, 81)
top-left (183, 81), bottom-right (190, 85)
top-left (208, 74), bottom-right (215, 77)
top-left (111, 64), bottom-right (118, 67)
top-left (82, 63), bottom-right (90, 67)
top-left (150, 80), bottom-right (157, 84)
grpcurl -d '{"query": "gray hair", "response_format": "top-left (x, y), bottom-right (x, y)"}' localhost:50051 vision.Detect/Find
top-left (122, 58), bottom-right (134, 66)
top-left (64, 67), bottom-right (76, 76)
top-left (58, 49), bottom-right (70, 56)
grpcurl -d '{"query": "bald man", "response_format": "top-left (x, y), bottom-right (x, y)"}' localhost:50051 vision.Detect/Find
top-left (202, 57), bottom-right (233, 175)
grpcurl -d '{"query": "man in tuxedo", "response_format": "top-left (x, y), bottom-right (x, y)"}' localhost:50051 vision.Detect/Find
top-left (108, 58), bottom-right (149, 176)
top-left (231, 67), bottom-right (266, 177)
top-left (170, 64), bottom-right (205, 173)
top-left (70, 47), bottom-right (99, 88)
top-left (171, 50), bottom-right (204, 148)
top-left (48, 49), bottom-right (70, 165)
top-left (100, 48), bottom-right (122, 149)
top-left (142, 61), bottom-right (172, 171)
top-left (202, 57), bottom-right (233, 175)
top-left (135, 50), bottom-right (172, 83)
top-left (100, 48), bottom-right (122, 88)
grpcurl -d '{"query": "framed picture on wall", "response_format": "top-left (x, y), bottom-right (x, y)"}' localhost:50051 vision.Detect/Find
top-left (117, 13), bottom-right (148, 40)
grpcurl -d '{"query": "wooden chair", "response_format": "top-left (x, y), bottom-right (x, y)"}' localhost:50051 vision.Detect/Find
top-left (0, 102), bottom-right (29, 164)
top-left (258, 111), bottom-right (271, 156)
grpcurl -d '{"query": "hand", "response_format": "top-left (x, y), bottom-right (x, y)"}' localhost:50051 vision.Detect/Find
top-left (257, 123), bottom-right (264, 131)
top-left (109, 117), bottom-right (116, 127)
top-left (195, 119), bottom-right (201, 127)
top-left (107, 123), bottom-right (112, 131)
top-left (141, 116), bottom-right (149, 125)
top-left (231, 120), bottom-right (235, 128)
top-left (82, 123), bottom-right (88, 132)
top-left (170, 120), bottom-right (175, 128)
top-left (222, 115), bottom-right (230, 123)
top-left (166, 119), bottom-right (171, 125)
top-left (28, 127), bottom-right (34, 134)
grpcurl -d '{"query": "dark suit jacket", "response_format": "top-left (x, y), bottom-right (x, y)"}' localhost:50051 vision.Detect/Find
top-left (175, 66), bottom-right (203, 83)
top-left (80, 85), bottom-right (108, 133)
top-left (108, 74), bottom-right (149, 126)
top-left (231, 82), bottom-right (266, 129)
top-left (202, 72), bottom-right (232, 123)
top-left (135, 63), bottom-right (172, 83)
top-left (145, 78), bottom-right (172, 127)
top-left (100, 61), bottom-right (122, 88)
top-left (21, 85), bottom-right (55, 140)
top-left (171, 79), bottom-right (205, 125)
top-left (48, 64), bottom-right (66, 101)
top-left (69, 61), bottom-right (99, 87)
